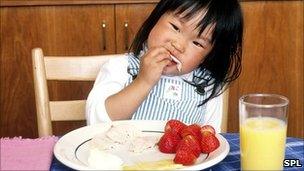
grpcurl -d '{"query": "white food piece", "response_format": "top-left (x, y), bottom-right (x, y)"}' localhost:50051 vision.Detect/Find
top-left (129, 136), bottom-right (159, 153)
top-left (90, 133), bottom-right (119, 150)
top-left (170, 55), bottom-right (182, 72)
top-left (106, 124), bottom-right (141, 144)
top-left (88, 148), bottom-right (123, 170)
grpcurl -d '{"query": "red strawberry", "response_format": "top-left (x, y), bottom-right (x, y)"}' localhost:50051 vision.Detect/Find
top-left (177, 135), bottom-right (201, 157)
top-left (200, 132), bottom-right (220, 154)
top-left (174, 145), bottom-right (198, 165)
top-left (200, 125), bottom-right (216, 135)
top-left (165, 119), bottom-right (186, 135)
top-left (158, 131), bottom-right (181, 153)
top-left (181, 124), bottom-right (202, 140)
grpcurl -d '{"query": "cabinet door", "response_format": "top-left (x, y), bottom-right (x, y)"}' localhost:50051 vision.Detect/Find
top-left (43, 5), bottom-right (116, 55)
top-left (115, 4), bottom-right (156, 53)
top-left (0, 5), bottom-right (115, 137)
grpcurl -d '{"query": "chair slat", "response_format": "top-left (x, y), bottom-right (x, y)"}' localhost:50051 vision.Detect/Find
top-left (44, 55), bottom-right (123, 81)
top-left (49, 100), bottom-right (86, 121)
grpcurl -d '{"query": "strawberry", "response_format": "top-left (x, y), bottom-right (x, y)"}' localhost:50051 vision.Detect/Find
top-left (158, 131), bottom-right (181, 153)
top-left (200, 132), bottom-right (220, 154)
top-left (181, 124), bottom-right (202, 140)
top-left (200, 125), bottom-right (216, 135)
top-left (165, 119), bottom-right (186, 135)
top-left (177, 135), bottom-right (201, 157)
top-left (174, 145), bottom-right (198, 165)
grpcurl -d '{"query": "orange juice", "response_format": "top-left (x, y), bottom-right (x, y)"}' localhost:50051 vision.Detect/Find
top-left (240, 117), bottom-right (287, 170)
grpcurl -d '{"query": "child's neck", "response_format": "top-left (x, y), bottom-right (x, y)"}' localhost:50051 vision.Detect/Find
top-left (161, 72), bottom-right (193, 81)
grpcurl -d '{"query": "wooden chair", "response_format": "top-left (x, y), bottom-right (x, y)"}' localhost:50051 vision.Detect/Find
top-left (32, 48), bottom-right (124, 137)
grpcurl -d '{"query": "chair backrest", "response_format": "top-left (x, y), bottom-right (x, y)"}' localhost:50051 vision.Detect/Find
top-left (221, 89), bottom-right (229, 133)
top-left (32, 48), bottom-right (124, 137)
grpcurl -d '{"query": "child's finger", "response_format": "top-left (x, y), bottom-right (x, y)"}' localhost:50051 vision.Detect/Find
top-left (155, 51), bottom-right (171, 62)
top-left (158, 58), bottom-right (171, 69)
top-left (145, 46), bottom-right (170, 59)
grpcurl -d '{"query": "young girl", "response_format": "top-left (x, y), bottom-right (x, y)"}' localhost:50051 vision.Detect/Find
top-left (86, 0), bottom-right (243, 132)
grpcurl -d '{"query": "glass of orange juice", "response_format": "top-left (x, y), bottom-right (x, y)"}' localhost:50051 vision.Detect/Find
top-left (239, 94), bottom-right (289, 170)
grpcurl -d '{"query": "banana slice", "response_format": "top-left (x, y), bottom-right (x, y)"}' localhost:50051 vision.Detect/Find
top-left (123, 159), bottom-right (183, 170)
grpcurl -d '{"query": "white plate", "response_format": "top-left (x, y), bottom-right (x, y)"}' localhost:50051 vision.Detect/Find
top-left (54, 120), bottom-right (230, 170)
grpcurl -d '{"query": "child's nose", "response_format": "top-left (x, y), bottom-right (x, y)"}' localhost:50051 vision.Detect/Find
top-left (171, 41), bottom-right (185, 53)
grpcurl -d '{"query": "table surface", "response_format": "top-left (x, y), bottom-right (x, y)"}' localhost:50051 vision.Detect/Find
top-left (50, 133), bottom-right (304, 171)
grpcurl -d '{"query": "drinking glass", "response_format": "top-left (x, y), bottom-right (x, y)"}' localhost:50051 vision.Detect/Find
top-left (239, 94), bottom-right (289, 170)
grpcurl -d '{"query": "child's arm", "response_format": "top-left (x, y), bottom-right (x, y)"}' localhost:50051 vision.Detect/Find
top-left (86, 56), bottom-right (130, 125)
top-left (205, 93), bottom-right (224, 133)
top-left (105, 46), bottom-right (171, 120)
top-left (104, 77), bottom-right (152, 120)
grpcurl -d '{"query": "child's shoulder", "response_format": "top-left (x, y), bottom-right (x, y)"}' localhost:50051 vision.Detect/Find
top-left (101, 53), bottom-right (129, 69)
top-left (103, 53), bottom-right (140, 70)
top-left (106, 53), bottom-right (130, 62)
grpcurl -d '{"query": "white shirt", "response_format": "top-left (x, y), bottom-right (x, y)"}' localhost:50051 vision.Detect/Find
top-left (86, 55), bottom-right (224, 132)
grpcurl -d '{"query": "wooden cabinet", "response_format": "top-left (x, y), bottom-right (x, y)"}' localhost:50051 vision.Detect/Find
top-left (0, 1), bottom-right (156, 138)
top-left (115, 4), bottom-right (155, 53)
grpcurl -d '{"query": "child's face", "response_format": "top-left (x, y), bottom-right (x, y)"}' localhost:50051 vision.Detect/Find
top-left (147, 11), bottom-right (214, 76)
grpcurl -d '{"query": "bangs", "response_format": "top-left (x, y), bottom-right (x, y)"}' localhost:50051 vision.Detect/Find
top-left (168, 0), bottom-right (241, 44)
top-left (168, 0), bottom-right (216, 42)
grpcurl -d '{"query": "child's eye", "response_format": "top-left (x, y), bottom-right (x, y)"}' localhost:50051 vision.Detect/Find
top-left (170, 23), bottom-right (180, 32)
top-left (193, 41), bottom-right (204, 48)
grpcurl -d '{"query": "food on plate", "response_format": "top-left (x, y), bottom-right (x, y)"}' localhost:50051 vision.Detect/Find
top-left (200, 125), bottom-right (216, 135)
top-left (88, 124), bottom-right (160, 169)
top-left (180, 124), bottom-right (202, 140)
top-left (88, 121), bottom-right (220, 168)
top-left (177, 135), bottom-right (201, 157)
top-left (123, 159), bottom-right (183, 170)
top-left (88, 148), bottom-right (123, 170)
top-left (129, 136), bottom-right (159, 153)
top-left (106, 124), bottom-right (141, 144)
top-left (200, 131), bottom-right (220, 154)
top-left (90, 123), bottom-right (158, 153)
top-left (174, 145), bottom-right (197, 165)
top-left (173, 135), bottom-right (201, 165)
top-left (165, 119), bottom-right (186, 135)
top-left (158, 119), bottom-right (220, 165)
top-left (90, 133), bottom-right (119, 150)
top-left (90, 124), bottom-right (143, 151)
top-left (158, 131), bottom-right (181, 153)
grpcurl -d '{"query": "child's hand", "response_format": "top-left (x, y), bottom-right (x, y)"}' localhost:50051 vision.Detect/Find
top-left (137, 46), bottom-right (171, 86)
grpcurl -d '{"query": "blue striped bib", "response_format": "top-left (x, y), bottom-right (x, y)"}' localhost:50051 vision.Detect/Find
top-left (126, 54), bottom-right (210, 124)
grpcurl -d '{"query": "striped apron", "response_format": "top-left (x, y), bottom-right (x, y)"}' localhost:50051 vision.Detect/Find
top-left (127, 54), bottom-right (211, 124)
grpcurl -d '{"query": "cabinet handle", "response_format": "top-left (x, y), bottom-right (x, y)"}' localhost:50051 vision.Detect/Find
top-left (101, 21), bottom-right (106, 50)
top-left (124, 21), bottom-right (129, 51)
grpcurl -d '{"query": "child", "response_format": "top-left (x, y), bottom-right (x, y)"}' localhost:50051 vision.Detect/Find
top-left (86, 0), bottom-right (243, 132)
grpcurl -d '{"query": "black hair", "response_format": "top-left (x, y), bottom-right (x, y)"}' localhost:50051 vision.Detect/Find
top-left (129, 0), bottom-right (243, 105)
